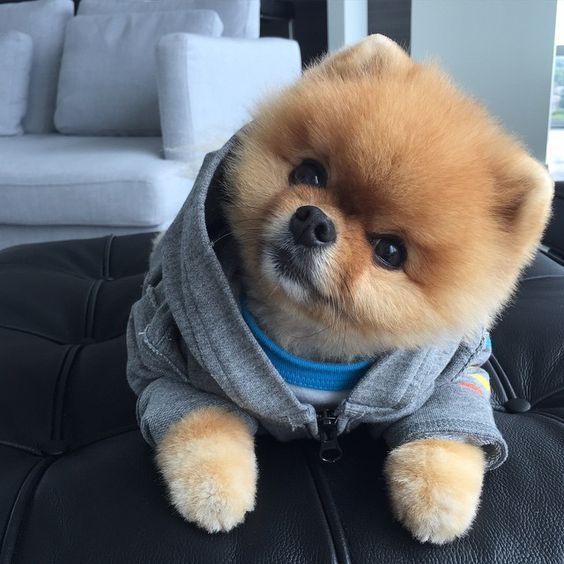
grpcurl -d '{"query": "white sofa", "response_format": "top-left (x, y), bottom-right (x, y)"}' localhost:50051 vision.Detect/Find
top-left (0, 0), bottom-right (301, 250)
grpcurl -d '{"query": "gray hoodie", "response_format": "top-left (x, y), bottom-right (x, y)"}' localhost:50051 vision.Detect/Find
top-left (126, 136), bottom-right (507, 469)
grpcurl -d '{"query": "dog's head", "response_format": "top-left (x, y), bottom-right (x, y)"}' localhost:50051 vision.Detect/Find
top-left (225, 35), bottom-right (553, 352)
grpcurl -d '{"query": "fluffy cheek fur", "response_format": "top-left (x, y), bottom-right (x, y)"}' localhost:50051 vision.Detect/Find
top-left (228, 179), bottom-right (515, 353)
top-left (384, 438), bottom-right (486, 544)
top-left (156, 407), bottom-right (257, 533)
top-left (229, 125), bottom-right (552, 352)
top-left (226, 35), bottom-right (553, 353)
top-left (230, 188), bottom-right (450, 351)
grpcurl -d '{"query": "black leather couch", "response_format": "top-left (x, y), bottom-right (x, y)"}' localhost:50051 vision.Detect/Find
top-left (1, 233), bottom-right (563, 564)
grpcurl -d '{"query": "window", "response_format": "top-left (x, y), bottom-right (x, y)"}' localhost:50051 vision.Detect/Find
top-left (547, 0), bottom-right (564, 180)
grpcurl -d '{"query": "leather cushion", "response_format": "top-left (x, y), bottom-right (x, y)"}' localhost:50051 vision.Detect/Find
top-left (0, 234), bottom-right (562, 563)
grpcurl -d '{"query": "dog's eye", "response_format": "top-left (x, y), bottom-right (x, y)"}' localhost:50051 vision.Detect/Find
top-left (370, 235), bottom-right (407, 269)
top-left (289, 160), bottom-right (327, 187)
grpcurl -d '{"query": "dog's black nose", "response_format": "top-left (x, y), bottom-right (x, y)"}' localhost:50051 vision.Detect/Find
top-left (289, 206), bottom-right (336, 247)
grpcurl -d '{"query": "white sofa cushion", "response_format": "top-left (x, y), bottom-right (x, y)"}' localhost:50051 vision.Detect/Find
top-left (54, 10), bottom-right (223, 136)
top-left (0, 0), bottom-right (73, 133)
top-left (0, 135), bottom-right (192, 226)
top-left (0, 31), bottom-right (33, 136)
top-left (78, 0), bottom-right (260, 39)
top-left (156, 34), bottom-right (301, 162)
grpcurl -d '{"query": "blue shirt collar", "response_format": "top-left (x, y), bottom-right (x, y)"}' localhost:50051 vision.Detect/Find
top-left (240, 301), bottom-right (373, 391)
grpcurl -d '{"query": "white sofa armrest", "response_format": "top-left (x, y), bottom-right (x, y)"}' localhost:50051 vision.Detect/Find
top-left (156, 33), bottom-right (301, 162)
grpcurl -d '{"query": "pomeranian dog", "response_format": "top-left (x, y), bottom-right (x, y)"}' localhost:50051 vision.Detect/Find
top-left (128, 35), bottom-right (553, 544)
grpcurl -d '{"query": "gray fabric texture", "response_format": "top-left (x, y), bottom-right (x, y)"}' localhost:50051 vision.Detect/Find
top-left (0, 135), bottom-right (192, 226)
top-left (0, 0), bottom-right (73, 133)
top-left (0, 31), bottom-right (33, 136)
top-left (78, 0), bottom-right (260, 39)
top-left (54, 10), bottom-right (223, 136)
top-left (126, 136), bottom-right (508, 470)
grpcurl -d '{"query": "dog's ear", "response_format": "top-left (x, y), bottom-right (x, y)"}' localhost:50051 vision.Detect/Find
top-left (492, 152), bottom-right (553, 262)
top-left (308, 34), bottom-right (412, 80)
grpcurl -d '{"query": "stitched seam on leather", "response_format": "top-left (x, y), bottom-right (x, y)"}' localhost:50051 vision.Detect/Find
top-left (59, 427), bottom-right (140, 456)
top-left (49, 345), bottom-right (73, 441)
top-left (0, 263), bottom-right (146, 281)
top-left (83, 279), bottom-right (101, 338)
top-left (50, 345), bottom-right (81, 442)
top-left (0, 263), bottom-right (97, 281)
top-left (0, 457), bottom-right (54, 564)
top-left (9, 457), bottom-right (59, 564)
top-left (302, 446), bottom-right (351, 564)
top-left (102, 236), bottom-right (113, 279)
top-left (522, 274), bottom-right (564, 281)
top-left (0, 324), bottom-right (73, 345)
top-left (489, 354), bottom-right (517, 402)
top-left (0, 460), bottom-right (40, 563)
top-left (0, 441), bottom-right (43, 457)
top-left (0, 325), bottom-right (124, 347)
top-left (483, 359), bottom-right (508, 406)
top-left (531, 386), bottom-right (564, 408)
top-left (531, 411), bottom-right (564, 425)
top-left (541, 248), bottom-right (564, 267)
top-left (544, 346), bottom-right (564, 388)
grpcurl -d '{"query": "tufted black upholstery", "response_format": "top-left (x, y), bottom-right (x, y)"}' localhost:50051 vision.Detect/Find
top-left (0, 233), bottom-right (563, 564)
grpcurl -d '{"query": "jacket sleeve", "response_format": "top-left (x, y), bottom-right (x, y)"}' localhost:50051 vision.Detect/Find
top-left (382, 333), bottom-right (508, 470)
top-left (126, 282), bottom-right (258, 447)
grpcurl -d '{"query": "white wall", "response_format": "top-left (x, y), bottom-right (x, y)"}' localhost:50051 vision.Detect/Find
top-left (327, 0), bottom-right (368, 52)
top-left (411, 0), bottom-right (557, 163)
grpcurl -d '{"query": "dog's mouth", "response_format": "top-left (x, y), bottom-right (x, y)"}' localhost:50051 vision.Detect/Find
top-left (262, 241), bottom-right (323, 302)
top-left (266, 245), bottom-right (311, 286)
top-left (271, 246), bottom-right (308, 282)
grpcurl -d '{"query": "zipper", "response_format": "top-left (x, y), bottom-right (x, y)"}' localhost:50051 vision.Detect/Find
top-left (316, 408), bottom-right (343, 463)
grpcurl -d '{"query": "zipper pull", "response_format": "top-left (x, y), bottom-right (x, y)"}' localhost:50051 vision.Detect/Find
top-left (317, 409), bottom-right (343, 463)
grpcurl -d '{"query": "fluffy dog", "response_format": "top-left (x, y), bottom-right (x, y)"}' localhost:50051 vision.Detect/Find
top-left (128, 35), bottom-right (553, 544)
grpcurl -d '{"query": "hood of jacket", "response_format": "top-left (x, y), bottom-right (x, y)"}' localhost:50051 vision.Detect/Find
top-left (127, 134), bottom-right (507, 469)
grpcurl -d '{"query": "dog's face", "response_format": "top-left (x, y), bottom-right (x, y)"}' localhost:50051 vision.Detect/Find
top-left (226, 35), bottom-right (553, 351)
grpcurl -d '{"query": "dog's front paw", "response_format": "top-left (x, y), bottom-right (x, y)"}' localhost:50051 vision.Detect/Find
top-left (384, 438), bottom-right (486, 544)
top-left (157, 407), bottom-right (257, 533)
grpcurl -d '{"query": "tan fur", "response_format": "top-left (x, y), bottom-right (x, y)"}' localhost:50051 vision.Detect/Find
top-left (157, 407), bottom-right (257, 533)
top-left (384, 438), bottom-right (486, 544)
top-left (225, 34), bottom-right (553, 360)
top-left (158, 35), bottom-right (553, 539)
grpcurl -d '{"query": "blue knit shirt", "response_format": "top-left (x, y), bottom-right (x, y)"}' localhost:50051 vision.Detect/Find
top-left (241, 303), bottom-right (372, 392)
